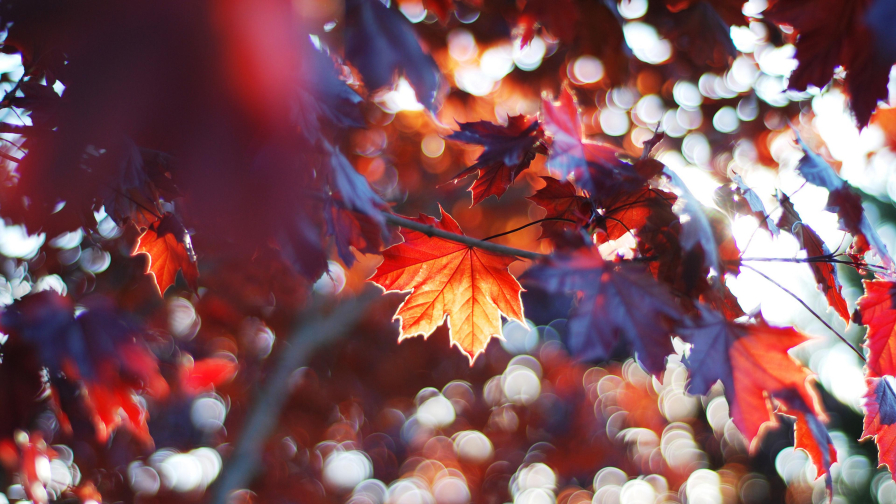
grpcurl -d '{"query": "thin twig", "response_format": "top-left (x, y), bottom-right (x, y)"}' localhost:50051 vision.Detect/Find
top-left (0, 150), bottom-right (21, 163)
top-left (741, 263), bottom-right (865, 361)
top-left (383, 212), bottom-right (547, 261)
top-left (739, 255), bottom-right (888, 272)
top-left (482, 217), bottom-right (577, 242)
top-left (209, 288), bottom-right (381, 504)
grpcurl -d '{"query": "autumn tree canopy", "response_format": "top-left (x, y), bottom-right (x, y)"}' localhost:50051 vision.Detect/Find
top-left (2, 0), bottom-right (896, 502)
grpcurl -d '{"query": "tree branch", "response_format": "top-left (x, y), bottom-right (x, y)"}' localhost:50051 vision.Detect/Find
top-left (382, 212), bottom-right (547, 261)
top-left (0, 150), bottom-right (21, 163)
top-left (481, 217), bottom-right (577, 242)
top-left (209, 288), bottom-right (381, 504)
top-left (741, 264), bottom-right (865, 361)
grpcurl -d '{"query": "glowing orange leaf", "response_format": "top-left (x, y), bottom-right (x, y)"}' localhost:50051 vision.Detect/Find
top-left (369, 207), bottom-right (525, 363)
top-left (857, 280), bottom-right (896, 377)
top-left (133, 214), bottom-right (199, 295)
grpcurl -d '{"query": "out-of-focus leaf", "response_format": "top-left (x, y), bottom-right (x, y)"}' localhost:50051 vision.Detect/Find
top-left (524, 247), bottom-right (683, 376)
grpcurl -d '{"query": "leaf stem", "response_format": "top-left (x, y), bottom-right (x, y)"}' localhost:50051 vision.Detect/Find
top-left (481, 217), bottom-right (577, 242)
top-left (740, 263), bottom-right (865, 362)
top-left (382, 212), bottom-right (547, 261)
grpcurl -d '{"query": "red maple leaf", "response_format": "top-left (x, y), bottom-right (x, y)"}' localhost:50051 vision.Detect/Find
top-left (369, 207), bottom-right (525, 363)
top-left (132, 213), bottom-right (199, 295)
top-left (862, 376), bottom-right (896, 478)
top-left (680, 308), bottom-right (819, 447)
top-left (765, 0), bottom-right (888, 126)
top-left (526, 176), bottom-right (594, 240)
top-left (598, 187), bottom-right (678, 242)
top-left (776, 389), bottom-right (838, 493)
top-left (856, 280), bottom-right (896, 377)
top-left (524, 247), bottom-right (683, 375)
top-left (447, 115), bottom-right (544, 205)
top-left (778, 194), bottom-right (850, 323)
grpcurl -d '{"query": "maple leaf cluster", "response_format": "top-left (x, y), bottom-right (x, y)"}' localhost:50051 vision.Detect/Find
top-left (1, 0), bottom-right (896, 502)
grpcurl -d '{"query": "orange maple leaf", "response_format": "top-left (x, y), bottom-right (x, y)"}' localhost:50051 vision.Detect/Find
top-left (369, 207), bottom-right (525, 363)
top-left (132, 214), bottom-right (199, 296)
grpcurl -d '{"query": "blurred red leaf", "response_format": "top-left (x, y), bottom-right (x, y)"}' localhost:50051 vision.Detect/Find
top-left (524, 247), bottom-right (683, 375)
top-left (181, 357), bottom-right (239, 394)
top-left (765, 0), bottom-right (888, 126)
top-left (681, 308), bottom-right (818, 447)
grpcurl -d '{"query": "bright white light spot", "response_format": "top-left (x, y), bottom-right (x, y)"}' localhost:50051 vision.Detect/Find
top-left (190, 395), bottom-right (227, 432)
top-left (623, 22), bottom-right (671, 64)
top-left (730, 26), bottom-right (757, 53)
top-left (517, 463), bottom-right (557, 492)
top-left (618, 0), bottom-right (648, 19)
top-left (79, 247), bottom-right (111, 274)
top-left (453, 430), bottom-right (493, 464)
top-left (571, 56), bottom-right (605, 84)
top-left (48, 229), bottom-right (82, 249)
top-left (501, 319), bottom-right (538, 354)
top-left (712, 106), bottom-right (740, 133)
top-left (685, 469), bottom-right (722, 504)
top-left (755, 74), bottom-right (789, 107)
top-left (681, 132), bottom-right (711, 166)
top-left (743, 0), bottom-right (768, 16)
top-left (400, 1), bottom-right (427, 23)
top-left (673, 81), bottom-right (702, 109)
top-left (387, 478), bottom-right (435, 504)
top-left (324, 451), bottom-right (373, 493)
top-left (432, 477), bottom-right (470, 504)
top-left (34, 275), bottom-right (66, 296)
top-left (379, 78), bottom-right (425, 113)
top-left (737, 96), bottom-right (759, 121)
top-left (160, 453), bottom-right (203, 493)
top-left (448, 29), bottom-right (478, 62)
top-left (128, 462), bottom-right (161, 496)
top-left (416, 395), bottom-right (456, 428)
top-left (314, 261), bottom-right (346, 295)
top-left (0, 221), bottom-right (44, 259)
top-left (620, 479), bottom-right (655, 504)
top-left (512, 36), bottom-right (546, 71)
top-left (502, 365), bottom-right (541, 405)
top-left (609, 87), bottom-right (639, 110)
top-left (421, 134), bottom-right (446, 157)
top-left (677, 107), bottom-right (703, 130)
top-left (168, 297), bottom-right (198, 339)
top-left (455, 67), bottom-right (496, 96)
top-left (662, 110), bottom-right (687, 138)
top-left (634, 94), bottom-right (664, 125)
top-left (756, 44), bottom-right (797, 77)
top-left (600, 108), bottom-right (630, 136)
top-left (480, 44), bottom-right (515, 80)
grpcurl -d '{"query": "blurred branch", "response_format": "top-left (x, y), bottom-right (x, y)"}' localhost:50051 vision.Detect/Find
top-left (383, 212), bottom-right (547, 261)
top-left (208, 287), bottom-right (381, 504)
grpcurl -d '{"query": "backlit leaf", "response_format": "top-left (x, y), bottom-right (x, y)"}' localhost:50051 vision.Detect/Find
top-left (369, 207), bottom-right (525, 363)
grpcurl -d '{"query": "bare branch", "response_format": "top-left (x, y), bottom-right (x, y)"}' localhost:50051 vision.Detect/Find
top-left (383, 212), bottom-right (547, 261)
top-left (209, 288), bottom-right (382, 504)
top-left (741, 264), bottom-right (865, 362)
